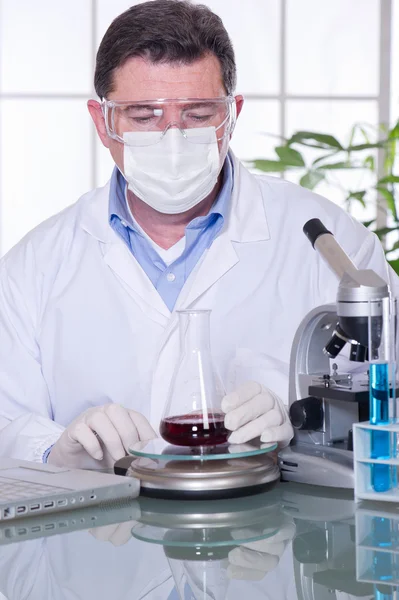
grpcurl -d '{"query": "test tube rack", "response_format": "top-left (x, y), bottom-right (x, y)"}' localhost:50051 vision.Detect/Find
top-left (356, 504), bottom-right (399, 592)
top-left (353, 421), bottom-right (399, 502)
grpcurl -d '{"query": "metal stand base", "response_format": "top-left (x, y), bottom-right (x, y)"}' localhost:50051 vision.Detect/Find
top-left (278, 444), bottom-right (354, 489)
top-left (115, 454), bottom-right (280, 500)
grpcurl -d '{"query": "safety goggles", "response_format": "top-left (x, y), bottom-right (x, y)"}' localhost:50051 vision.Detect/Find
top-left (101, 96), bottom-right (236, 146)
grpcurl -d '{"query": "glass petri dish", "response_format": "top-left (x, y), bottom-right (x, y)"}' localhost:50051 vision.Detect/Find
top-left (131, 522), bottom-right (279, 548)
top-left (128, 438), bottom-right (277, 461)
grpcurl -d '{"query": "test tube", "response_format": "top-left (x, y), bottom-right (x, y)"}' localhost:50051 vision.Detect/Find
top-left (372, 516), bottom-right (399, 593)
top-left (369, 296), bottom-right (396, 493)
top-left (374, 584), bottom-right (395, 600)
top-left (372, 516), bottom-right (394, 548)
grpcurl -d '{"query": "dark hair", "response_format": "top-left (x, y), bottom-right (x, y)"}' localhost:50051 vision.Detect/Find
top-left (94, 0), bottom-right (236, 98)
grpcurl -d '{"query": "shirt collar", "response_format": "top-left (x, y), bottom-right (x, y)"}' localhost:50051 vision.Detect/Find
top-left (108, 152), bottom-right (234, 230)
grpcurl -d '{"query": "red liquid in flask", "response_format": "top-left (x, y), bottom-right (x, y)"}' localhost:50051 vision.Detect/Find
top-left (160, 413), bottom-right (229, 447)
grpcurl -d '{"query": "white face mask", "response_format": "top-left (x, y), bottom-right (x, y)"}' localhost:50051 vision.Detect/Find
top-left (123, 127), bottom-right (221, 214)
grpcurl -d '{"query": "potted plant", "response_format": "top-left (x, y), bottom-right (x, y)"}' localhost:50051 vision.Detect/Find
top-left (250, 121), bottom-right (399, 273)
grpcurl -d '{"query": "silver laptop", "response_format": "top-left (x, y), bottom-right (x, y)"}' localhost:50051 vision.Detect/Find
top-left (0, 458), bottom-right (138, 521)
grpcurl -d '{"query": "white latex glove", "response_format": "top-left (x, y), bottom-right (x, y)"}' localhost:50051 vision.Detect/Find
top-left (48, 403), bottom-right (156, 469)
top-left (89, 520), bottom-right (138, 546)
top-left (88, 501), bottom-right (141, 546)
top-left (227, 520), bottom-right (296, 580)
top-left (222, 381), bottom-right (294, 445)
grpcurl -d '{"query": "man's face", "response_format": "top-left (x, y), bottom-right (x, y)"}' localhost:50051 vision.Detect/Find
top-left (88, 54), bottom-right (243, 173)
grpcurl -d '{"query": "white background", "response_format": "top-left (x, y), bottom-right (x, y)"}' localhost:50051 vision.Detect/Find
top-left (0, 0), bottom-right (397, 255)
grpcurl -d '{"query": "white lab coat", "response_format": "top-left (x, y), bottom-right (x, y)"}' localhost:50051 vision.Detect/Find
top-left (0, 152), bottom-right (397, 461)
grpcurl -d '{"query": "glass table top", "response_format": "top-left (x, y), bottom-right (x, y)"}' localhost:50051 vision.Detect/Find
top-left (0, 480), bottom-right (396, 599)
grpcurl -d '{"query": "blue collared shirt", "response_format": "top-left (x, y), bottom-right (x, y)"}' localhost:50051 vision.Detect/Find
top-left (109, 154), bottom-right (233, 312)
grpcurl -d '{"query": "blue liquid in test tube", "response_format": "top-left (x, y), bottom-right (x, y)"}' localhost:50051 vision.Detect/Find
top-left (373, 516), bottom-right (393, 548)
top-left (370, 362), bottom-right (391, 492)
top-left (374, 584), bottom-right (394, 600)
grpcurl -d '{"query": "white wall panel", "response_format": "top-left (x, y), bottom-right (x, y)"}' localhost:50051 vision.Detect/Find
top-left (230, 99), bottom-right (280, 162)
top-left (194, 0), bottom-right (281, 95)
top-left (0, 0), bottom-right (92, 94)
top-left (286, 0), bottom-right (380, 96)
top-left (0, 99), bottom-right (92, 254)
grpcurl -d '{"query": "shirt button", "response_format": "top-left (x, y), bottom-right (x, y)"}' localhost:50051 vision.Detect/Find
top-left (166, 272), bottom-right (176, 282)
top-left (121, 220), bottom-right (128, 228)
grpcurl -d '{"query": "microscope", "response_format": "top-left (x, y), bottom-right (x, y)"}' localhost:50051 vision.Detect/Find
top-left (279, 218), bottom-right (392, 488)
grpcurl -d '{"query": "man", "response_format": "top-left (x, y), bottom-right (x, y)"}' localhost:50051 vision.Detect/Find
top-left (0, 0), bottom-right (396, 468)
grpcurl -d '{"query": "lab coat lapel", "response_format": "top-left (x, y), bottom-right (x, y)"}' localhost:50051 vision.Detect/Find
top-left (103, 241), bottom-right (171, 322)
top-left (80, 184), bottom-right (170, 323)
top-left (177, 152), bottom-right (271, 308)
top-left (176, 235), bottom-right (239, 309)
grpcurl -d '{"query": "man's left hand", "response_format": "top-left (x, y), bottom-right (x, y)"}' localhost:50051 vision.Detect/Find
top-left (222, 381), bottom-right (293, 445)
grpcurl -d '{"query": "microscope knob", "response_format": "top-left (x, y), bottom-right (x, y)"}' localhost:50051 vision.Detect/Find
top-left (289, 397), bottom-right (323, 430)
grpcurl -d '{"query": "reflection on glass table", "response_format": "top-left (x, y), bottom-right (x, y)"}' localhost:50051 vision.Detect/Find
top-left (356, 502), bottom-right (399, 600)
top-left (0, 499), bottom-right (140, 547)
top-left (132, 489), bottom-right (295, 598)
top-left (282, 484), bottom-right (374, 600)
top-left (0, 480), bottom-right (391, 600)
top-left (130, 483), bottom-right (378, 599)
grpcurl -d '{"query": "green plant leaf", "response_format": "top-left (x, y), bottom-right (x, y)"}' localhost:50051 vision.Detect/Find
top-left (378, 175), bottom-right (399, 184)
top-left (384, 144), bottom-right (396, 173)
top-left (346, 141), bottom-right (387, 151)
top-left (363, 155), bottom-right (375, 171)
top-left (373, 226), bottom-right (399, 239)
top-left (299, 171), bottom-right (325, 190)
top-left (346, 191), bottom-right (367, 207)
top-left (376, 185), bottom-right (399, 222)
top-left (318, 161), bottom-right (362, 170)
top-left (251, 160), bottom-right (288, 172)
top-left (311, 151), bottom-right (342, 167)
top-left (288, 131), bottom-right (343, 150)
top-left (358, 125), bottom-right (372, 144)
top-left (388, 259), bottom-right (399, 275)
top-left (362, 219), bottom-right (375, 228)
top-left (275, 146), bottom-right (305, 166)
top-left (388, 120), bottom-right (399, 139)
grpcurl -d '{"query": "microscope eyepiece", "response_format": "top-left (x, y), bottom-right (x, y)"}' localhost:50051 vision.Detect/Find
top-left (303, 218), bottom-right (332, 247)
top-left (303, 218), bottom-right (357, 279)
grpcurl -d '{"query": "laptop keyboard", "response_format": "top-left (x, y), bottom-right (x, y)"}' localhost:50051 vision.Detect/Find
top-left (0, 477), bottom-right (68, 501)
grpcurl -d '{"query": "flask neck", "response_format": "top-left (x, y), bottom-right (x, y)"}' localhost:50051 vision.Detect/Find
top-left (178, 310), bottom-right (211, 353)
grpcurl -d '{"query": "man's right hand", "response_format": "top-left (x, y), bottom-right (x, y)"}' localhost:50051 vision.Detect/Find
top-left (48, 404), bottom-right (156, 469)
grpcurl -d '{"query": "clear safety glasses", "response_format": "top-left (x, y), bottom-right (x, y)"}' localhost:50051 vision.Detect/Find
top-left (101, 96), bottom-right (237, 147)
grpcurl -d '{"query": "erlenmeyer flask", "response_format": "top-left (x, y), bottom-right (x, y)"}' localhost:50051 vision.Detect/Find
top-left (160, 309), bottom-right (228, 447)
top-left (166, 549), bottom-right (229, 600)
